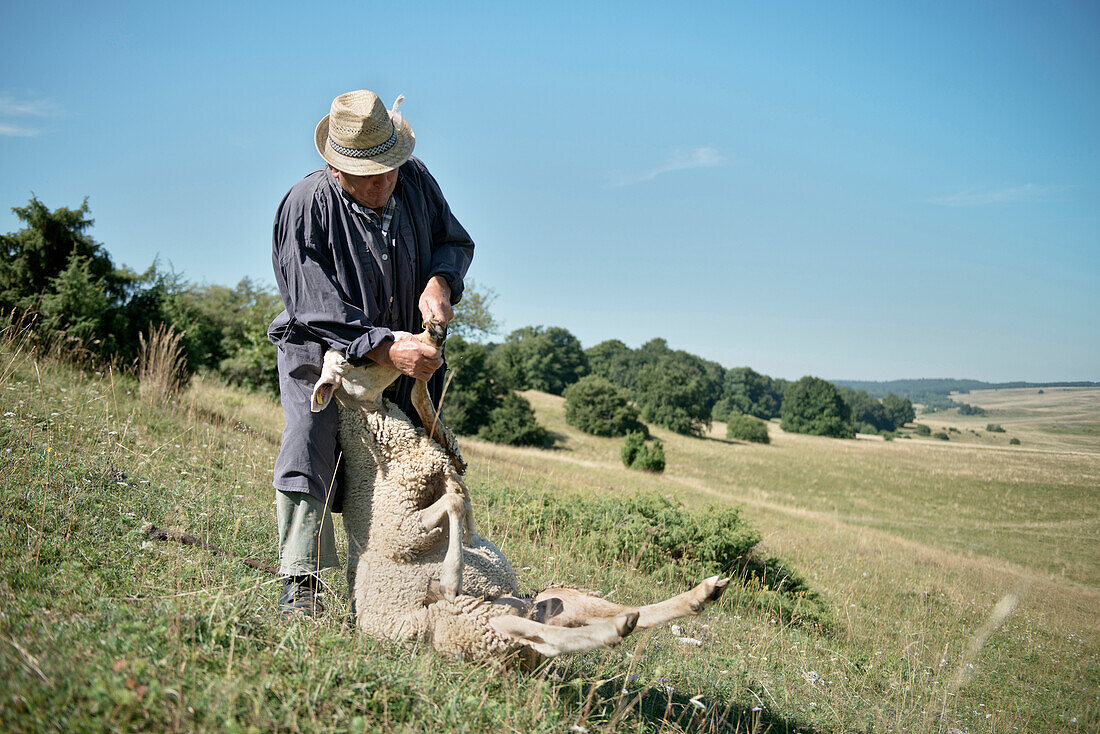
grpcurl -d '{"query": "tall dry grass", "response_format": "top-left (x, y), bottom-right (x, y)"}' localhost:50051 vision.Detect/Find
top-left (137, 323), bottom-right (188, 402)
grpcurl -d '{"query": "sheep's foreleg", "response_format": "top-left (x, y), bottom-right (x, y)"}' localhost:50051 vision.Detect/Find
top-left (411, 379), bottom-right (467, 474)
top-left (417, 492), bottom-right (466, 601)
top-left (532, 575), bottom-right (730, 629)
top-left (489, 611), bottom-right (640, 658)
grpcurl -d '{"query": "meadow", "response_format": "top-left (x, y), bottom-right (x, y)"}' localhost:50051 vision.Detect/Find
top-left (0, 331), bottom-right (1096, 732)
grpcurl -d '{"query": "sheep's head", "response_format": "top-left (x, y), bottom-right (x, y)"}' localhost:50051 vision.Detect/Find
top-left (310, 324), bottom-right (447, 412)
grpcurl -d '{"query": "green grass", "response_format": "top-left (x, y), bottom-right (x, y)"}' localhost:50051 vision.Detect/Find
top-left (1, 333), bottom-right (1097, 732)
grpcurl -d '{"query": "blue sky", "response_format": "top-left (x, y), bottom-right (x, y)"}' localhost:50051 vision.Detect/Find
top-left (1, 1), bottom-right (1097, 382)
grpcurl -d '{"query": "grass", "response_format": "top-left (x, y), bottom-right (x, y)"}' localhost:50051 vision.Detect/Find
top-left (1, 330), bottom-right (1097, 732)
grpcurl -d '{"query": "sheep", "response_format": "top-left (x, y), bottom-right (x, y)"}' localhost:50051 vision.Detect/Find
top-left (310, 323), bottom-right (730, 661)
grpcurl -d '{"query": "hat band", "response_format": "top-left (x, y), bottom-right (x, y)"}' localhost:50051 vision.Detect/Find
top-left (328, 127), bottom-right (398, 159)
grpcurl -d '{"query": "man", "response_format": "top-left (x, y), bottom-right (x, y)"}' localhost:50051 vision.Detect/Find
top-left (268, 90), bottom-right (474, 616)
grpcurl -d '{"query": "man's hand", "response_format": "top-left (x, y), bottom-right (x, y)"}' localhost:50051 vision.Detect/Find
top-left (368, 333), bottom-right (443, 381)
top-left (419, 275), bottom-right (453, 327)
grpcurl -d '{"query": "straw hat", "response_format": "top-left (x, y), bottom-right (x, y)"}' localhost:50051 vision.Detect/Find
top-left (315, 90), bottom-right (415, 175)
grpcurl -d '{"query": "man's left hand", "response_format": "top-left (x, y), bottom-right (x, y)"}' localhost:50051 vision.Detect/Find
top-left (419, 275), bottom-right (453, 326)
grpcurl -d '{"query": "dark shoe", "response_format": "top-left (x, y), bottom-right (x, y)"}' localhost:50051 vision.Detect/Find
top-left (279, 575), bottom-right (324, 617)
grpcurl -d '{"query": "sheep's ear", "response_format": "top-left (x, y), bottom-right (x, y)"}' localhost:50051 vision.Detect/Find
top-left (311, 377), bottom-right (339, 412)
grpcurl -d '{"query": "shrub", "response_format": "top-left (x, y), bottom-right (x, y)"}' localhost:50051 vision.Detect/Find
top-left (726, 413), bottom-right (769, 444)
top-left (1009, 437), bottom-right (1021, 445)
top-left (563, 375), bottom-right (646, 437)
top-left (633, 440), bottom-right (666, 472)
top-left (477, 392), bottom-right (548, 447)
top-left (780, 376), bottom-right (854, 438)
top-left (986, 423), bottom-right (1005, 433)
top-left (621, 431), bottom-right (665, 472)
top-left (958, 403), bottom-right (986, 416)
top-left (882, 431), bottom-right (895, 441)
top-left (932, 432), bottom-right (949, 440)
top-left (483, 487), bottom-right (827, 626)
top-left (915, 424), bottom-right (932, 436)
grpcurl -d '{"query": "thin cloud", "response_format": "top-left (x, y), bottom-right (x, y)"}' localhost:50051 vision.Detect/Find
top-left (0, 93), bottom-right (63, 136)
top-left (609, 147), bottom-right (725, 187)
top-left (930, 184), bottom-right (1074, 207)
top-left (0, 124), bottom-right (41, 137)
top-left (0, 94), bottom-right (61, 117)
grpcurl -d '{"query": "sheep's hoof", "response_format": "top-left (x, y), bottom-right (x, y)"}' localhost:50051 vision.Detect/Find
top-left (439, 569), bottom-right (460, 602)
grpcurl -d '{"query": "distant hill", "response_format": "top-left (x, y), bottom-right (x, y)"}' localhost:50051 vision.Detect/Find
top-left (834, 378), bottom-right (1100, 400)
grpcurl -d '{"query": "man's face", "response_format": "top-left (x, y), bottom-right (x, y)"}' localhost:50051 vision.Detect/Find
top-left (330, 166), bottom-right (399, 209)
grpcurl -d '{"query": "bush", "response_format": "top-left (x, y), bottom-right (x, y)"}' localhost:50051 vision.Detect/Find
top-left (483, 487), bottom-right (827, 626)
top-left (932, 432), bottom-right (949, 440)
top-left (882, 431), bottom-right (895, 441)
top-left (958, 403), bottom-right (986, 416)
top-left (477, 393), bottom-right (548, 447)
top-left (1009, 437), bottom-right (1021, 445)
top-left (563, 375), bottom-right (646, 437)
top-left (621, 431), bottom-right (665, 472)
top-left (780, 376), bottom-right (855, 438)
top-left (915, 424), bottom-right (932, 436)
top-left (986, 423), bottom-right (1005, 433)
top-left (726, 413), bottom-right (769, 444)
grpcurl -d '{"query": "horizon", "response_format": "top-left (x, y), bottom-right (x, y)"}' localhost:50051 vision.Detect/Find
top-left (2, 2), bottom-right (1097, 383)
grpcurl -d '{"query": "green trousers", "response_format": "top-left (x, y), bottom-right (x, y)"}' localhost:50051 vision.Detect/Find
top-left (276, 490), bottom-right (340, 577)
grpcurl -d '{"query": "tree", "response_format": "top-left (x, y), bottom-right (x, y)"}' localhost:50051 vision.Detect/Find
top-left (441, 336), bottom-right (504, 435)
top-left (719, 367), bottom-right (783, 420)
top-left (633, 355), bottom-right (713, 435)
top-left (38, 256), bottom-right (110, 341)
top-left (448, 280), bottom-right (498, 342)
top-left (478, 392), bottom-right (548, 446)
top-left (839, 387), bottom-right (892, 434)
top-left (585, 339), bottom-right (640, 392)
top-left (780, 376), bottom-right (855, 438)
top-left (563, 375), bottom-right (647, 437)
top-left (882, 393), bottom-right (915, 428)
top-left (0, 197), bottom-right (121, 311)
top-left (488, 325), bottom-right (588, 395)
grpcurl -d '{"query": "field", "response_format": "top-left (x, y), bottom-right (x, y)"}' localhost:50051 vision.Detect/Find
top-left (1, 335), bottom-right (1097, 732)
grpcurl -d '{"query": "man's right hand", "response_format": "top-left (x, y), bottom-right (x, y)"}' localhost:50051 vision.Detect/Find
top-left (368, 334), bottom-right (443, 381)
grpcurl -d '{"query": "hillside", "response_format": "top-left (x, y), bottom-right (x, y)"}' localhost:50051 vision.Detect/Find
top-left (1, 335), bottom-right (1097, 732)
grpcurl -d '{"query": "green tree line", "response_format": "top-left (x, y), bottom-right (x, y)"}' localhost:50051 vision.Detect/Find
top-left (4, 196), bottom-right (916, 449)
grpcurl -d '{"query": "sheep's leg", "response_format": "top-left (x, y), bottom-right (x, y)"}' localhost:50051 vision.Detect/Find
top-left (533, 576), bottom-right (730, 629)
top-left (411, 379), bottom-right (467, 474)
top-left (489, 611), bottom-right (640, 658)
top-left (418, 492), bottom-right (466, 601)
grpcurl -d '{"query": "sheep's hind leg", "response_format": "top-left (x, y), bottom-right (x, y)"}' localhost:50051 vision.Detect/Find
top-left (533, 575), bottom-right (730, 630)
top-left (418, 493), bottom-right (466, 601)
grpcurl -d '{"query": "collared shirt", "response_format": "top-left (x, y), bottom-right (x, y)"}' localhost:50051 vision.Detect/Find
top-left (268, 156), bottom-right (475, 503)
top-left (269, 157), bottom-right (474, 364)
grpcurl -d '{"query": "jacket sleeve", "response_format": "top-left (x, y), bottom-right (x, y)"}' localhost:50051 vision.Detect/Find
top-left (416, 161), bottom-right (475, 304)
top-left (272, 187), bottom-right (392, 364)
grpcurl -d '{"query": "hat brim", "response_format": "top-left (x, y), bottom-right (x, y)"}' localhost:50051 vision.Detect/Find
top-left (315, 113), bottom-right (415, 175)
